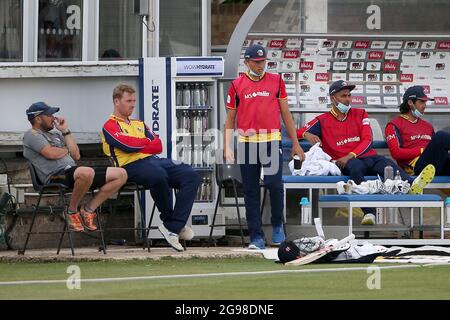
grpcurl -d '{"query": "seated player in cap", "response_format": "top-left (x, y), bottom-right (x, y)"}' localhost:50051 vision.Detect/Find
top-left (23, 102), bottom-right (128, 232)
top-left (386, 85), bottom-right (450, 176)
top-left (296, 80), bottom-right (436, 226)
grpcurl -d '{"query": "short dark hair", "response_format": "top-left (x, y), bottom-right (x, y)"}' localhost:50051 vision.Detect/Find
top-left (399, 99), bottom-right (417, 114)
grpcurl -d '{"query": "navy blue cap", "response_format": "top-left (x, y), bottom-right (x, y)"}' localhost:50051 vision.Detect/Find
top-left (329, 80), bottom-right (356, 95)
top-left (403, 86), bottom-right (434, 102)
top-left (26, 102), bottom-right (60, 121)
top-left (278, 240), bottom-right (301, 263)
top-left (244, 44), bottom-right (267, 61)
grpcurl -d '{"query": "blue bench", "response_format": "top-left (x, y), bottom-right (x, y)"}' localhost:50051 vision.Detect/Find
top-left (318, 194), bottom-right (449, 244)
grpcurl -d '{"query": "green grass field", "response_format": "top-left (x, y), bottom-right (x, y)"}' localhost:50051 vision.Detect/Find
top-left (0, 257), bottom-right (449, 300)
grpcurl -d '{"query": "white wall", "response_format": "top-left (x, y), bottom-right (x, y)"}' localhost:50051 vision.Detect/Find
top-left (0, 76), bottom-right (139, 134)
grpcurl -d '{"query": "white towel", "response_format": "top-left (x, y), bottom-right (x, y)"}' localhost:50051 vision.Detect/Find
top-left (289, 143), bottom-right (341, 176)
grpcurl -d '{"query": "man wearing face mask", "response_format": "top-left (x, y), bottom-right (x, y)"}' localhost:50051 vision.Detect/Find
top-left (297, 81), bottom-right (435, 225)
top-left (225, 44), bottom-right (304, 249)
top-left (386, 85), bottom-right (450, 177)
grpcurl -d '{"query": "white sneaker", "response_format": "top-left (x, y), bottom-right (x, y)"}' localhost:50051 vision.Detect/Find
top-left (158, 224), bottom-right (184, 252)
top-left (361, 214), bottom-right (376, 226)
top-left (179, 226), bottom-right (194, 241)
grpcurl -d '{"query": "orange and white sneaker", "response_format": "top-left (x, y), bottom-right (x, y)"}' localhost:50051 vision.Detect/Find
top-left (67, 212), bottom-right (84, 232)
top-left (80, 208), bottom-right (98, 231)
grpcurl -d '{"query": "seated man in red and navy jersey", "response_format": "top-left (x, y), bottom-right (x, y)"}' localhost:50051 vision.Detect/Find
top-left (386, 85), bottom-right (450, 176)
top-left (101, 84), bottom-right (200, 252)
top-left (297, 80), bottom-right (435, 225)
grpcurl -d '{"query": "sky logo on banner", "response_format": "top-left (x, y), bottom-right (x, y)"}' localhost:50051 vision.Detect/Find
top-left (400, 74), bottom-right (414, 82)
top-left (383, 62), bottom-right (399, 71)
top-left (368, 51), bottom-right (384, 60)
top-left (284, 50), bottom-right (300, 59)
top-left (437, 41), bottom-right (450, 50)
top-left (434, 97), bottom-right (449, 105)
top-left (354, 41), bottom-right (370, 49)
top-left (269, 40), bottom-right (286, 48)
top-left (351, 96), bottom-right (365, 105)
top-left (300, 61), bottom-right (314, 70)
top-left (315, 73), bottom-right (329, 82)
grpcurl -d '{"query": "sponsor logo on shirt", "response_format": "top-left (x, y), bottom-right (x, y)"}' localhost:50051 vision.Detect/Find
top-left (337, 136), bottom-right (361, 146)
top-left (410, 134), bottom-right (432, 141)
top-left (386, 134), bottom-right (395, 142)
top-left (244, 91), bottom-right (271, 99)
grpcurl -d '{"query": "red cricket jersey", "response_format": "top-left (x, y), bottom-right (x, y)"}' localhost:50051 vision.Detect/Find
top-left (226, 72), bottom-right (287, 139)
top-left (385, 115), bottom-right (434, 169)
top-left (296, 108), bottom-right (377, 160)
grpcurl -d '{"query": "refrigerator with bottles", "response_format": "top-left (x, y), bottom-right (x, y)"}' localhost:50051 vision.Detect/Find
top-left (139, 57), bottom-right (226, 239)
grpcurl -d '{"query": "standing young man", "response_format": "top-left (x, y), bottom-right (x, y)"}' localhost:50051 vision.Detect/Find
top-left (224, 44), bottom-right (304, 249)
top-left (297, 80), bottom-right (435, 225)
top-left (102, 84), bottom-right (200, 252)
top-left (23, 102), bottom-right (128, 232)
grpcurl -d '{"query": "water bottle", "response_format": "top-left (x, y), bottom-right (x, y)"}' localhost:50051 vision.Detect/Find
top-left (195, 112), bottom-right (202, 134)
top-left (176, 83), bottom-right (183, 106)
top-left (203, 144), bottom-right (211, 167)
top-left (205, 177), bottom-right (212, 201)
top-left (181, 111), bottom-right (190, 132)
top-left (446, 198), bottom-right (450, 225)
top-left (384, 165), bottom-right (394, 182)
top-left (190, 84), bottom-right (195, 107)
top-left (394, 170), bottom-right (402, 181)
top-left (193, 83), bottom-right (201, 106)
top-left (182, 84), bottom-right (191, 106)
top-left (200, 84), bottom-right (207, 106)
top-left (200, 177), bottom-right (208, 200)
top-left (202, 110), bottom-right (209, 133)
top-left (184, 143), bottom-right (192, 165)
top-left (300, 197), bottom-right (312, 225)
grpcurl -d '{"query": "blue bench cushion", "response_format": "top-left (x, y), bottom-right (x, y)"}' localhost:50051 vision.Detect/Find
top-left (282, 175), bottom-right (450, 184)
top-left (319, 194), bottom-right (443, 202)
top-left (282, 176), bottom-right (377, 183)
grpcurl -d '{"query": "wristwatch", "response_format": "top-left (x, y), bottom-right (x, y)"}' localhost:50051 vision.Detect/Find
top-left (62, 130), bottom-right (71, 136)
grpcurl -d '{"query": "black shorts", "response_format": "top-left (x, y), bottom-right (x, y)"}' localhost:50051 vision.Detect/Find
top-left (49, 166), bottom-right (107, 189)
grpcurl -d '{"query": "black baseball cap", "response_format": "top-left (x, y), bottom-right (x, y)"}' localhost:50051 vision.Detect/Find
top-left (403, 86), bottom-right (434, 102)
top-left (244, 44), bottom-right (267, 61)
top-left (329, 80), bottom-right (356, 95)
top-left (26, 102), bottom-right (60, 121)
top-left (278, 240), bottom-right (301, 263)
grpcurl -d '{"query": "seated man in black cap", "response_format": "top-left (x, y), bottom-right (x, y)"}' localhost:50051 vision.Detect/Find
top-left (296, 80), bottom-right (435, 225)
top-left (23, 102), bottom-right (128, 232)
top-left (386, 85), bottom-right (450, 176)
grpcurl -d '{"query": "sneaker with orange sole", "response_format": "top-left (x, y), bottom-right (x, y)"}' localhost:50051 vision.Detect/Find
top-left (80, 208), bottom-right (98, 231)
top-left (67, 212), bottom-right (84, 232)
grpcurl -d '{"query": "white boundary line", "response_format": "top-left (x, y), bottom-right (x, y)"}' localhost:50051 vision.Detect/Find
top-left (0, 265), bottom-right (421, 286)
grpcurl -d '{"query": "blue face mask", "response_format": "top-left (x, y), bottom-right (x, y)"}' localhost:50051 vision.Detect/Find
top-left (413, 108), bottom-right (424, 119)
top-left (336, 102), bottom-right (351, 114)
top-left (249, 69), bottom-right (261, 77)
